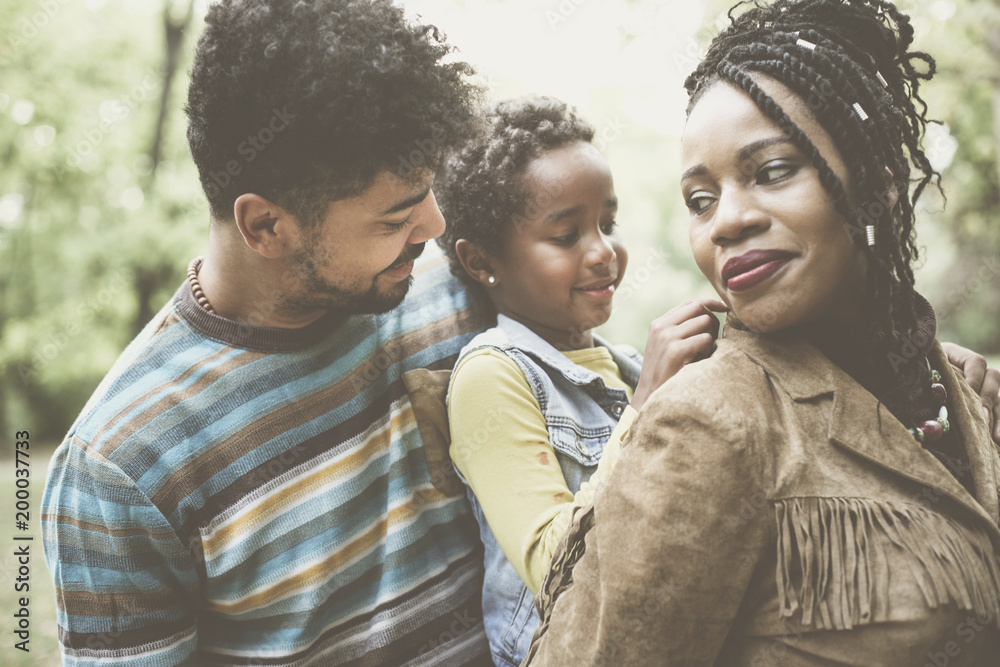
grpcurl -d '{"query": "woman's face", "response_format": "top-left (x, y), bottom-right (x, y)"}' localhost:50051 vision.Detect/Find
top-left (681, 76), bottom-right (867, 334)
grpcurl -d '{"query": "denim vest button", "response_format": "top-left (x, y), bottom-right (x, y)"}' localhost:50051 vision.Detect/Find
top-left (610, 401), bottom-right (626, 418)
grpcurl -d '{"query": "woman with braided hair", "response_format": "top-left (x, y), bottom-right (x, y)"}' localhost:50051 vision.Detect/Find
top-left (524, 1), bottom-right (1000, 664)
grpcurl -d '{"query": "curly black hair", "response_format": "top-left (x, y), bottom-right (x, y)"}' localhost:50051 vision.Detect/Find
top-left (686, 0), bottom-right (941, 423)
top-left (185, 0), bottom-right (483, 224)
top-left (436, 96), bottom-right (595, 295)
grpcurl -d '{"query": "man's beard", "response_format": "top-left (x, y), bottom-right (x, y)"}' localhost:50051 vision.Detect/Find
top-left (285, 241), bottom-right (426, 316)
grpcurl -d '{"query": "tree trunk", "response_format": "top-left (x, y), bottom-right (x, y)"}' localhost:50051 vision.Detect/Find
top-left (132, 264), bottom-right (175, 335)
top-left (133, 0), bottom-right (196, 335)
top-left (989, 19), bottom-right (1000, 192)
top-left (147, 0), bottom-right (195, 181)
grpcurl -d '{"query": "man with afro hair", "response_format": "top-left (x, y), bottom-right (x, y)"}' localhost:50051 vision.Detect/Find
top-left (41, 0), bottom-right (492, 664)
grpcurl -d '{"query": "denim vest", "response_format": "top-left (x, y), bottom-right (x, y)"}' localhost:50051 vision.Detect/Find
top-left (448, 314), bottom-right (642, 667)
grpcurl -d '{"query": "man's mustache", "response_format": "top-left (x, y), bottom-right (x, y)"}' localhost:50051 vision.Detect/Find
top-left (388, 242), bottom-right (426, 269)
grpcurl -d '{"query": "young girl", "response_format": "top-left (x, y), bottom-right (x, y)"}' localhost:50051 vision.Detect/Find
top-left (436, 96), bottom-right (725, 666)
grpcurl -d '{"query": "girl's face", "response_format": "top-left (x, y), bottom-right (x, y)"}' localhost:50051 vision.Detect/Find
top-left (681, 76), bottom-right (867, 334)
top-left (489, 141), bottom-right (626, 349)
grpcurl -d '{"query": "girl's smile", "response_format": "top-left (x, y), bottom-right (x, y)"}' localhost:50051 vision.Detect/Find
top-left (486, 140), bottom-right (627, 349)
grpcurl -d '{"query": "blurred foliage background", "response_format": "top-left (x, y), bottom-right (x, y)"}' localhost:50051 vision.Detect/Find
top-left (0, 0), bottom-right (997, 444)
top-left (0, 0), bottom-right (996, 661)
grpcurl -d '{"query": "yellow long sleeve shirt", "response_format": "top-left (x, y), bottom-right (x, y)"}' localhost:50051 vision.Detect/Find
top-left (448, 345), bottom-right (636, 593)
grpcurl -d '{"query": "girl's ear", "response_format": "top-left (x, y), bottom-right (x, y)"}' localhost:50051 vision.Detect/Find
top-left (455, 239), bottom-right (499, 287)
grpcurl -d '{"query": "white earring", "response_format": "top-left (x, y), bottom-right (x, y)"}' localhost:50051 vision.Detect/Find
top-left (487, 275), bottom-right (496, 285)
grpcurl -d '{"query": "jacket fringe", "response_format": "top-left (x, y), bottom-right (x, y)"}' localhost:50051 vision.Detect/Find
top-left (775, 497), bottom-right (1000, 630)
top-left (526, 503), bottom-right (596, 663)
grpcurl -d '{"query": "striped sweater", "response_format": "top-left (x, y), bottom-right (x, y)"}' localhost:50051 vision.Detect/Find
top-left (41, 251), bottom-right (493, 666)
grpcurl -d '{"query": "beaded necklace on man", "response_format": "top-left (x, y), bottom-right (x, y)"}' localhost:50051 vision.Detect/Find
top-left (187, 257), bottom-right (216, 314)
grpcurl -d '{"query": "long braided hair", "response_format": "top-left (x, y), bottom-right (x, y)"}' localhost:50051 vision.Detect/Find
top-left (686, 0), bottom-right (942, 420)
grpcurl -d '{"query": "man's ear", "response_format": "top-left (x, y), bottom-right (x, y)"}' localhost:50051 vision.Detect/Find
top-left (233, 193), bottom-right (296, 258)
top-left (455, 239), bottom-right (499, 287)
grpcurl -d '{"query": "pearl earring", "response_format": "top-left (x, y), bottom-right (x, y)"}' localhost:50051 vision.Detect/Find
top-left (487, 275), bottom-right (496, 285)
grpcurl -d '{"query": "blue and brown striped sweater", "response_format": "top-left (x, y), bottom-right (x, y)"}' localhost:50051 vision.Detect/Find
top-left (42, 251), bottom-right (493, 666)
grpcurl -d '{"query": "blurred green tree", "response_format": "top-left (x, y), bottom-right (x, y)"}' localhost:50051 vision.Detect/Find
top-left (0, 0), bottom-right (206, 439)
top-left (0, 0), bottom-right (996, 442)
top-left (915, 0), bottom-right (1000, 352)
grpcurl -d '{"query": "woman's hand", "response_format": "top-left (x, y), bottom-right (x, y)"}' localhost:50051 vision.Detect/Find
top-left (940, 342), bottom-right (1000, 445)
top-left (631, 299), bottom-right (729, 412)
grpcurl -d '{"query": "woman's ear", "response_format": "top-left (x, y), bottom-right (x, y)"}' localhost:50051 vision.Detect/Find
top-left (884, 166), bottom-right (899, 211)
top-left (455, 239), bottom-right (499, 287)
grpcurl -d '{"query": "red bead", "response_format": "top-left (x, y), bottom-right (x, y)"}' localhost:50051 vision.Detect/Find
top-left (930, 383), bottom-right (947, 405)
top-left (920, 420), bottom-right (944, 441)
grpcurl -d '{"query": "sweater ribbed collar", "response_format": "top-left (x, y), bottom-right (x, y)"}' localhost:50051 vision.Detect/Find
top-left (173, 279), bottom-right (347, 352)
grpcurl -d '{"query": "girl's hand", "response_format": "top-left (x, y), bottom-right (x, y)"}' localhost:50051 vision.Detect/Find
top-left (940, 342), bottom-right (1000, 445)
top-left (631, 299), bottom-right (729, 412)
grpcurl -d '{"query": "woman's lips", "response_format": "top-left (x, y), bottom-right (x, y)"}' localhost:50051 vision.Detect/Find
top-left (722, 250), bottom-right (794, 292)
top-left (725, 259), bottom-right (790, 292)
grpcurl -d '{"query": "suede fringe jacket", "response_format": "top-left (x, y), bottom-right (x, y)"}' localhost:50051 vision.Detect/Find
top-left (525, 323), bottom-right (1000, 666)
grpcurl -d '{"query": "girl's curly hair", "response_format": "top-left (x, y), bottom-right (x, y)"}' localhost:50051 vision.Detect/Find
top-left (436, 96), bottom-right (595, 295)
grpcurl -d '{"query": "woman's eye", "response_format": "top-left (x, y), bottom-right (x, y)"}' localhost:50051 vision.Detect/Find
top-left (757, 163), bottom-right (797, 185)
top-left (600, 220), bottom-right (618, 235)
top-left (685, 194), bottom-right (715, 214)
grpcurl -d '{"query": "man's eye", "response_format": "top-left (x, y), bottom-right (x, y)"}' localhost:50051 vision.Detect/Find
top-left (600, 220), bottom-right (618, 235)
top-left (384, 216), bottom-right (412, 232)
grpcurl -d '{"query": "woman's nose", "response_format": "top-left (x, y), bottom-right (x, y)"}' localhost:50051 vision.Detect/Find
top-left (709, 187), bottom-right (769, 245)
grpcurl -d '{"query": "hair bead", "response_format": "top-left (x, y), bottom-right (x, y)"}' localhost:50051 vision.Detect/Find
top-left (853, 102), bottom-right (869, 121)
